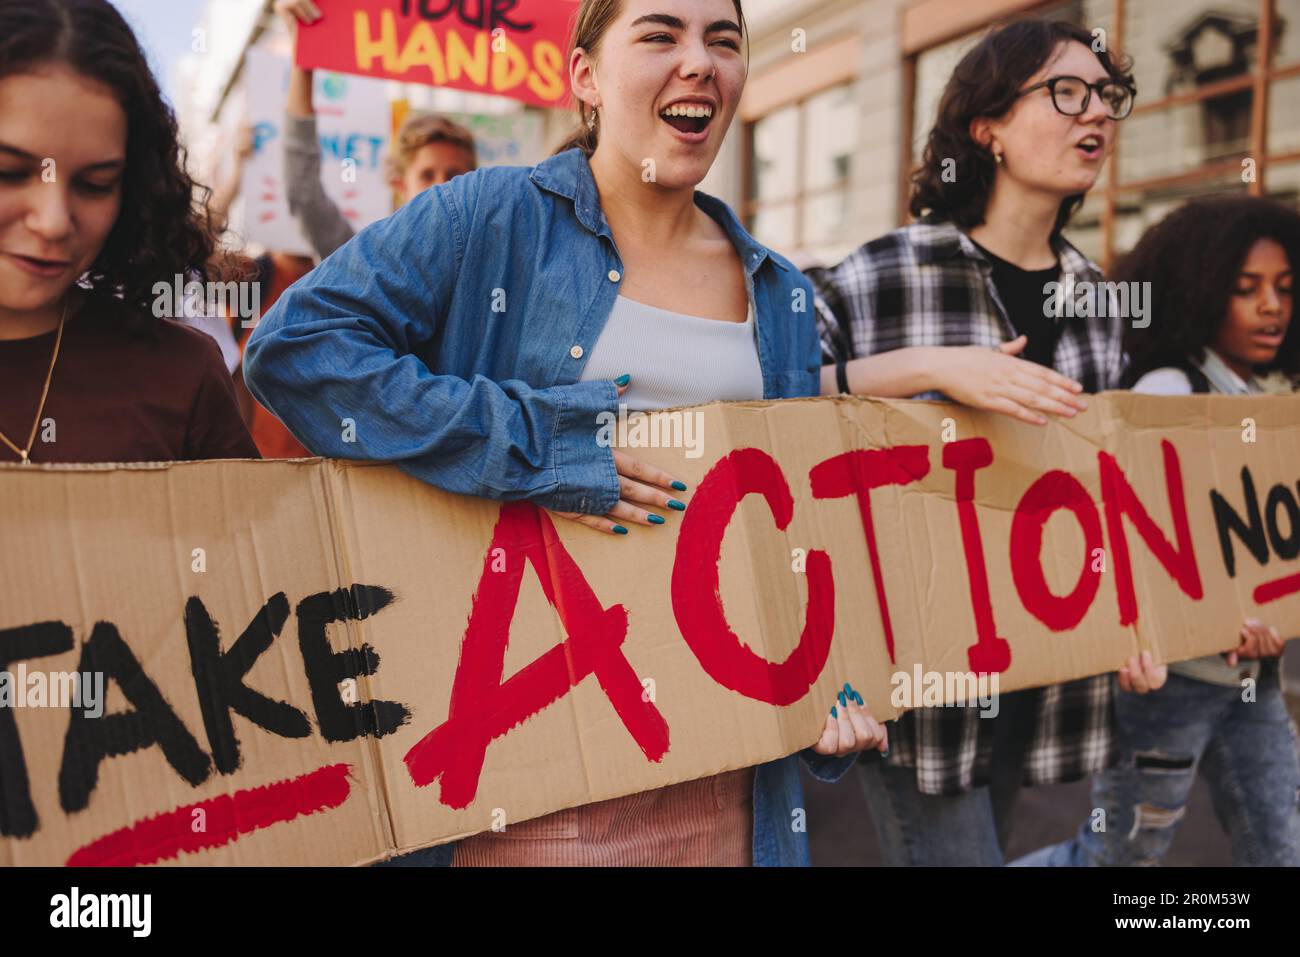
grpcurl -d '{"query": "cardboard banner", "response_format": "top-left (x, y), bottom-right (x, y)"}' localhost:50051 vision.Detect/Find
top-left (2, 394), bottom-right (1298, 866)
top-left (243, 48), bottom-right (393, 256)
top-left (295, 0), bottom-right (577, 110)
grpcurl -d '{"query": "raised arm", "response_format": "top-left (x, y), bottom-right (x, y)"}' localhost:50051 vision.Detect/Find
top-left (281, 108), bottom-right (355, 260)
top-left (277, 0), bottom-right (354, 259)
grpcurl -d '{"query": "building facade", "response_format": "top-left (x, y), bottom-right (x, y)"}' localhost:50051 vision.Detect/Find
top-left (179, 1), bottom-right (1300, 270)
top-left (717, 0), bottom-right (1300, 270)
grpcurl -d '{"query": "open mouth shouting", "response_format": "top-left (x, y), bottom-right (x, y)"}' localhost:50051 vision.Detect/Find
top-left (1075, 133), bottom-right (1105, 160)
top-left (1252, 322), bottom-right (1287, 351)
top-left (659, 99), bottom-right (716, 143)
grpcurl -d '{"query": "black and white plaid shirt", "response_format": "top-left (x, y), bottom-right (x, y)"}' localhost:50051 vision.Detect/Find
top-left (810, 219), bottom-right (1124, 795)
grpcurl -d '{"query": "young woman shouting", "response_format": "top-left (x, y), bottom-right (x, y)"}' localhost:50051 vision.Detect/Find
top-left (245, 0), bottom-right (883, 867)
top-left (811, 18), bottom-right (1165, 866)
top-left (1014, 196), bottom-right (1300, 867)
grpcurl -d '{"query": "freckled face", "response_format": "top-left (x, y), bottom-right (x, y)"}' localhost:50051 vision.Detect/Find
top-left (0, 66), bottom-right (126, 318)
top-left (983, 41), bottom-right (1119, 200)
top-left (574, 0), bottom-right (747, 189)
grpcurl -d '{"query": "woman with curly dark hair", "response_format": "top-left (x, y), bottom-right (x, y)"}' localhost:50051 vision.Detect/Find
top-left (1014, 196), bottom-right (1300, 867)
top-left (0, 0), bottom-right (257, 464)
top-left (1119, 196), bottom-right (1300, 388)
top-left (810, 17), bottom-right (1163, 866)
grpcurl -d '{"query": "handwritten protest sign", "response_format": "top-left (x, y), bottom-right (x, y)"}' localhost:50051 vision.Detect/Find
top-left (296, 0), bottom-right (576, 109)
top-left (2, 394), bottom-right (1298, 865)
top-left (243, 48), bottom-right (392, 256)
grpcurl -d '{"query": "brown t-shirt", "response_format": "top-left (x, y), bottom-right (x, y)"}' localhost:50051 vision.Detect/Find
top-left (0, 308), bottom-right (260, 465)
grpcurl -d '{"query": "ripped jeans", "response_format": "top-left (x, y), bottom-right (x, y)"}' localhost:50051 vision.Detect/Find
top-left (1012, 664), bottom-right (1300, 866)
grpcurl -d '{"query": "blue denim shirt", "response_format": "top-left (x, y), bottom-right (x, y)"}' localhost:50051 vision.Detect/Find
top-left (244, 147), bottom-right (852, 866)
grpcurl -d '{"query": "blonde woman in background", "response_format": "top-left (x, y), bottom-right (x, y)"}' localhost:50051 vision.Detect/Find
top-left (276, 0), bottom-right (479, 259)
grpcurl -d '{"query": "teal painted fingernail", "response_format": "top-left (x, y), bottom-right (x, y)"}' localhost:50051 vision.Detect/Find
top-left (614, 374), bottom-right (631, 387)
top-left (612, 524), bottom-right (628, 535)
top-left (831, 705), bottom-right (838, 718)
top-left (647, 514), bottom-right (665, 525)
top-left (842, 682), bottom-right (852, 697)
top-left (671, 481), bottom-right (687, 491)
top-left (837, 691), bottom-right (847, 707)
top-left (853, 691), bottom-right (864, 706)
top-left (881, 748), bottom-right (890, 758)
top-left (667, 499), bottom-right (686, 511)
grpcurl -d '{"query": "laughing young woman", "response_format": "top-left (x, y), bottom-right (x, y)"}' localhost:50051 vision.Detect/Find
top-left (245, 0), bottom-right (884, 867)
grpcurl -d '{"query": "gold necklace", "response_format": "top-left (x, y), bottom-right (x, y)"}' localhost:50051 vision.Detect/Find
top-left (1, 296), bottom-right (69, 466)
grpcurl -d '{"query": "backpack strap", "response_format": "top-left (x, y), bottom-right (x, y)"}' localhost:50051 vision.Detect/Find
top-left (1173, 357), bottom-right (1212, 394)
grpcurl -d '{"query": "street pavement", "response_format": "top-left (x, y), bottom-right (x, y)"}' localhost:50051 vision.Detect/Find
top-left (806, 651), bottom-right (1299, 866)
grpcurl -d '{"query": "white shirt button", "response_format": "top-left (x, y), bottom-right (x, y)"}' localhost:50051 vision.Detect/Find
top-left (607, 269), bottom-right (621, 282)
top-left (569, 345), bottom-right (584, 359)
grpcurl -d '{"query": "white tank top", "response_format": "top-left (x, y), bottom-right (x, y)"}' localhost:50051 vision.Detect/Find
top-left (579, 295), bottom-right (764, 410)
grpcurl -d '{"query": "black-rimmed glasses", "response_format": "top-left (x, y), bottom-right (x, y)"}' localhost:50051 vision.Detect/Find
top-left (1018, 75), bottom-right (1135, 120)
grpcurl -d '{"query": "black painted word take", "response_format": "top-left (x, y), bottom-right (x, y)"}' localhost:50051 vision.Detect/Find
top-left (0, 583), bottom-right (409, 839)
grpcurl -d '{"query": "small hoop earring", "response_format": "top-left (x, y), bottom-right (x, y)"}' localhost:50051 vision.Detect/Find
top-left (587, 107), bottom-right (597, 131)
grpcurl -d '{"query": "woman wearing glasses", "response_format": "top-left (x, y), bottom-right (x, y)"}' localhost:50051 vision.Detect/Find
top-left (810, 18), bottom-right (1163, 866)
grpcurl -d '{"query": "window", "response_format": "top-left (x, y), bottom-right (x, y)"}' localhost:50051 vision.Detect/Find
top-left (903, 0), bottom-right (1300, 269)
top-left (1268, 73), bottom-right (1300, 155)
top-left (1128, 3), bottom-right (1257, 97)
top-left (911, 30), bottom-right (978, 170)
top-left (1116, 0), bottom-right (1298, 261)
top-left (1272, 0), bottom-right (1300, 65)
top-left (745, 82), bottom-right (858, 261)
top-left (1120, 90), bottom-right (1255, 183)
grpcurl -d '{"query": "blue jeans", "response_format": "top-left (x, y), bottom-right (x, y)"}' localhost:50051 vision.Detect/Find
top-left (858, 759), bottom-right (1004, 865)
top-left (374, 844), bottom-right (454, 867)
top-left (857, 690), bottom-right (1040, 865)
top-left (1012, 664), bottom-right (1300, 866)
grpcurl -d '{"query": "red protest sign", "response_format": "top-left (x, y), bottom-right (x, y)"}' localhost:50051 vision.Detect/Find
top-left (295, 0), bottom-right (577, 109)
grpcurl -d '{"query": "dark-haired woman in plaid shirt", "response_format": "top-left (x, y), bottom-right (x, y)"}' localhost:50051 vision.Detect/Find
top-left (810, 19), bottom-right (1166, 865)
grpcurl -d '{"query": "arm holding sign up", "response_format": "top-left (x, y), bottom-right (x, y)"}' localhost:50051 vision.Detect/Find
top-left (282, 112), bottom-right (357, 260)
top-left (278, 0), bottom-right (357, 260)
